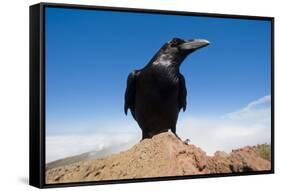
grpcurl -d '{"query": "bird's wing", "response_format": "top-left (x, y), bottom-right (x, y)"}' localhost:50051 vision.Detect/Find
top-left (124, 70), bottom-right (139, 119)
top-left (178, 74), bottom-right (187, 111)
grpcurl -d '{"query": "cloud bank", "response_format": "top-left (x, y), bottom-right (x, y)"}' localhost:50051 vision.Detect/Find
top-left (177, 95), bottom-right (271, 155)
top-left (46, 95), bottom-right (271, 162)
top-left (46, 133), bottom-right (140, 163)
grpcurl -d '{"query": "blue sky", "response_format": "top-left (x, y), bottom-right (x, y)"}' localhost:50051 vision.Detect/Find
top-left (45, 7), bottom-right (271, 139)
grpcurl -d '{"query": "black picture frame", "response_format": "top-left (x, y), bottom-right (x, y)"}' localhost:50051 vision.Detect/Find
top-left (29, 2), bottom-right (275, 189)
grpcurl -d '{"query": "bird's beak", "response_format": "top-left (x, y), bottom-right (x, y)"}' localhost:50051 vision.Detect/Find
top-left (180, 39), bottom-right (210, 50)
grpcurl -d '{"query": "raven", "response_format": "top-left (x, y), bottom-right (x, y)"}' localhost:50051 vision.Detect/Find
top-left (125, 38), bottom-right (210, 139)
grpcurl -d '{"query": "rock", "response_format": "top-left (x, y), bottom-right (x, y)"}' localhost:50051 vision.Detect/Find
top-left (228, 147), bottom-right (271, 172)
top-left (46, 132), bottom-right (271, 184)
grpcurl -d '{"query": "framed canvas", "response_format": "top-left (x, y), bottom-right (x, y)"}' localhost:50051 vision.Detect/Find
top-left (29, 2), bottom-right (274, 188)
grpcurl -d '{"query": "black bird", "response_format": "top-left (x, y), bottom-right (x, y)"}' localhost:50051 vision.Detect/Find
top-left (124, 38), bottom-right (210, 139)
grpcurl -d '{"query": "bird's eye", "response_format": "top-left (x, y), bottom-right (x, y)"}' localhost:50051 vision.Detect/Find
top-left (170, 41), bottom-right (178, 47)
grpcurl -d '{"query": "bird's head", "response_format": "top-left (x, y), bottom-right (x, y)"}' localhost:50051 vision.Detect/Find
top-left (152, 38), bottom-right (210, 68)
top-left (168, 37), bottom-right (210, 54)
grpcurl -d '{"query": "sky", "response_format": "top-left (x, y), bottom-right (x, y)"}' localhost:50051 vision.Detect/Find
top-left (45, 7), bottom-right (272, 162)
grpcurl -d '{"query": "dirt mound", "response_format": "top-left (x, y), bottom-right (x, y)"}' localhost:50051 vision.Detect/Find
top-left (46, 132), bottom-right (271, 184)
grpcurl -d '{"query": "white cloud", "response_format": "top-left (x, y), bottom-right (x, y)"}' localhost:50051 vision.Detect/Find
top-left (177, 95), bottom-right (271, 155)
top-left (46, 133), bottom-right (140, 163)
top-left (46, 117), bottom-right (141, 163)
top-left (223, 95), bottom-right (271, 122)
